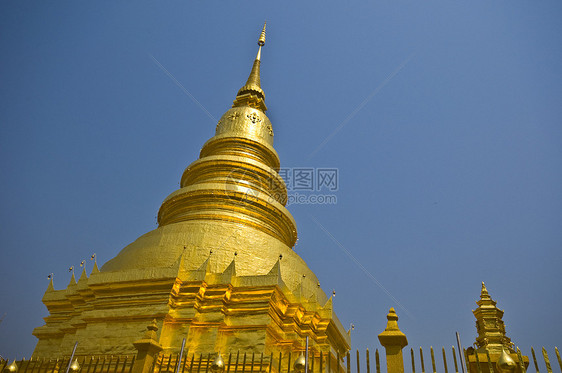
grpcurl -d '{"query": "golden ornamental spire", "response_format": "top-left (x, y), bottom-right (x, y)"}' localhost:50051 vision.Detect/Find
top-left (233, 22), bottom-right (268, 112)
top-left (157, 21), bottom-right (296, 248)
top-left (481, 281), bottom-right (490, 298)
top-left (258, 22), bottom-right (266, 44)
top-left (472, 283), bottom-right (514, 354)
top-left (257, 21), bottom-right (266, 57)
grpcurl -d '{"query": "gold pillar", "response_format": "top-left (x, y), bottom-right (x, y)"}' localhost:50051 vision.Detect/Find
top-left (132, 320), bottom-right (163, 373)
top-left (378, 308), bottom-right (408, 373)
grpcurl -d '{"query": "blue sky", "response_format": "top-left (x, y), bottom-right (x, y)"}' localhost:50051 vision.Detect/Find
top-left (1, 0), bottom-right (561, 363)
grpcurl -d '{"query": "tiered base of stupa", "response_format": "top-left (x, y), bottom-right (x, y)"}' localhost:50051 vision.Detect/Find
top-left (32, 221), bottom-right (350, 359)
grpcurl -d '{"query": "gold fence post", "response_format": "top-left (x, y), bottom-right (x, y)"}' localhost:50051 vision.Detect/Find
top-left (132, 320), bottom-right (163, 373)
top-left (378, 308), bottom-right (408, 373)
top-left (542, 348), bottom-right (552, 373)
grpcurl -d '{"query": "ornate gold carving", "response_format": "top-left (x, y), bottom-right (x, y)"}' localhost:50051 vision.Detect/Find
top-left (227, 112), bottom-right (240, 121)
top-left (246, 112), bottom-right (262, 124)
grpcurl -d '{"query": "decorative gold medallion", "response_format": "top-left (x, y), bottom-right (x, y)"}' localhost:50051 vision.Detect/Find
top-left (246, 112), bottom-right (262, 124)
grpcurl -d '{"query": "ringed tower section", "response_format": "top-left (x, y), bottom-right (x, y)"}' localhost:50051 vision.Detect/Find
top-left (158, 22), bottom-right (297, 248)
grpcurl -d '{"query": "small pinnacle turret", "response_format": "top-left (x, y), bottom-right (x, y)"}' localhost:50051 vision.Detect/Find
top-left (68, 271), bottom-right (76, 286)
top-left (79, 267), bottom-right (88, 281)
top-left (473, 283), bottom-right (514, 354)
top-left (91, 261), bottom-right (99, 273)
top-left (46, 277), bottom-right (54, 292)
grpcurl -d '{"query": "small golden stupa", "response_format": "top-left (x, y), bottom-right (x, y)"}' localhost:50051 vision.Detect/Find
top-left (467, 282), bottom-right (529, 373)
top-left (32, 23), bottom-right (350, 359)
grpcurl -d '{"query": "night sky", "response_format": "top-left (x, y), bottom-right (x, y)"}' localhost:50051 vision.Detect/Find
top-left (1, 1), bottom-right (561, 364)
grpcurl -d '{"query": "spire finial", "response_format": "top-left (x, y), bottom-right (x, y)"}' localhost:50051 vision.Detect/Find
top-left (140, 319), bottom-right (159, 341)
top-left (481, 282), bottom-right (489, 298)
top-left (378, 307), bottom-right (408, 349)
top-left (258, 22), bottom-right (266, 47)
top-left (256, 22), bottom-right (266, 61)
top-left (232, 23), bottom-right (268, 112)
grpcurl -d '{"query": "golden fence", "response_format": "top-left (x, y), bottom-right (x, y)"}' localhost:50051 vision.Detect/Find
top-left (0, 355), bottom-right (135, 373)
top-left (406, 347), bottom-right (560, 373)
top-left (149, 347), bottom-right (560, 373)
top-left (2, 347), bottom-right (559, 373)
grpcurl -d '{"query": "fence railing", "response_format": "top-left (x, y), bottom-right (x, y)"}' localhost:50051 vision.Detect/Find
top-left (0, 355), bottom-right (136, 373)
top-left (149, 350), bottom-right (348, 373)
top-left (147, 347), bottom-right (560, 373)
top-left (1, 347), bottom-right (561, 373)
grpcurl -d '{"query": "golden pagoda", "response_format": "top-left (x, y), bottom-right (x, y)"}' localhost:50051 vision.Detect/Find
top-left (466, 282), bottom-right (529, 373)
top-left (32, 23), bottom-right (350, 360)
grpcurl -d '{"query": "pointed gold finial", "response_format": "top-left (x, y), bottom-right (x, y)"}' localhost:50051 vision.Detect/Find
top-left (258, 22), bottom-right (266, 47)
top-left (256, 22), bottom-right (266, 60)
top-left (141, 319), bottom-right (159, 341)
top-left (480, 282), bottom-right (490, 299)
top-left (232, 23), bottom-right (268, 112)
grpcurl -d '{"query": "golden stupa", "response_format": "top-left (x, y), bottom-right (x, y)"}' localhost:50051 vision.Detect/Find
top-left (466, 282), bottom-right (529, 373)
top-left (32, 23), bottom-right (350, 360)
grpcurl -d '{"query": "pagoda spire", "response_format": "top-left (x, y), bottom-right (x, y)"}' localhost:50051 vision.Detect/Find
top-left (157, 22), bottom-right (296, 248)
top-left (472, 282), bottom-right (514, 354)
top-left (233, 22), bottom-right (268, 112)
